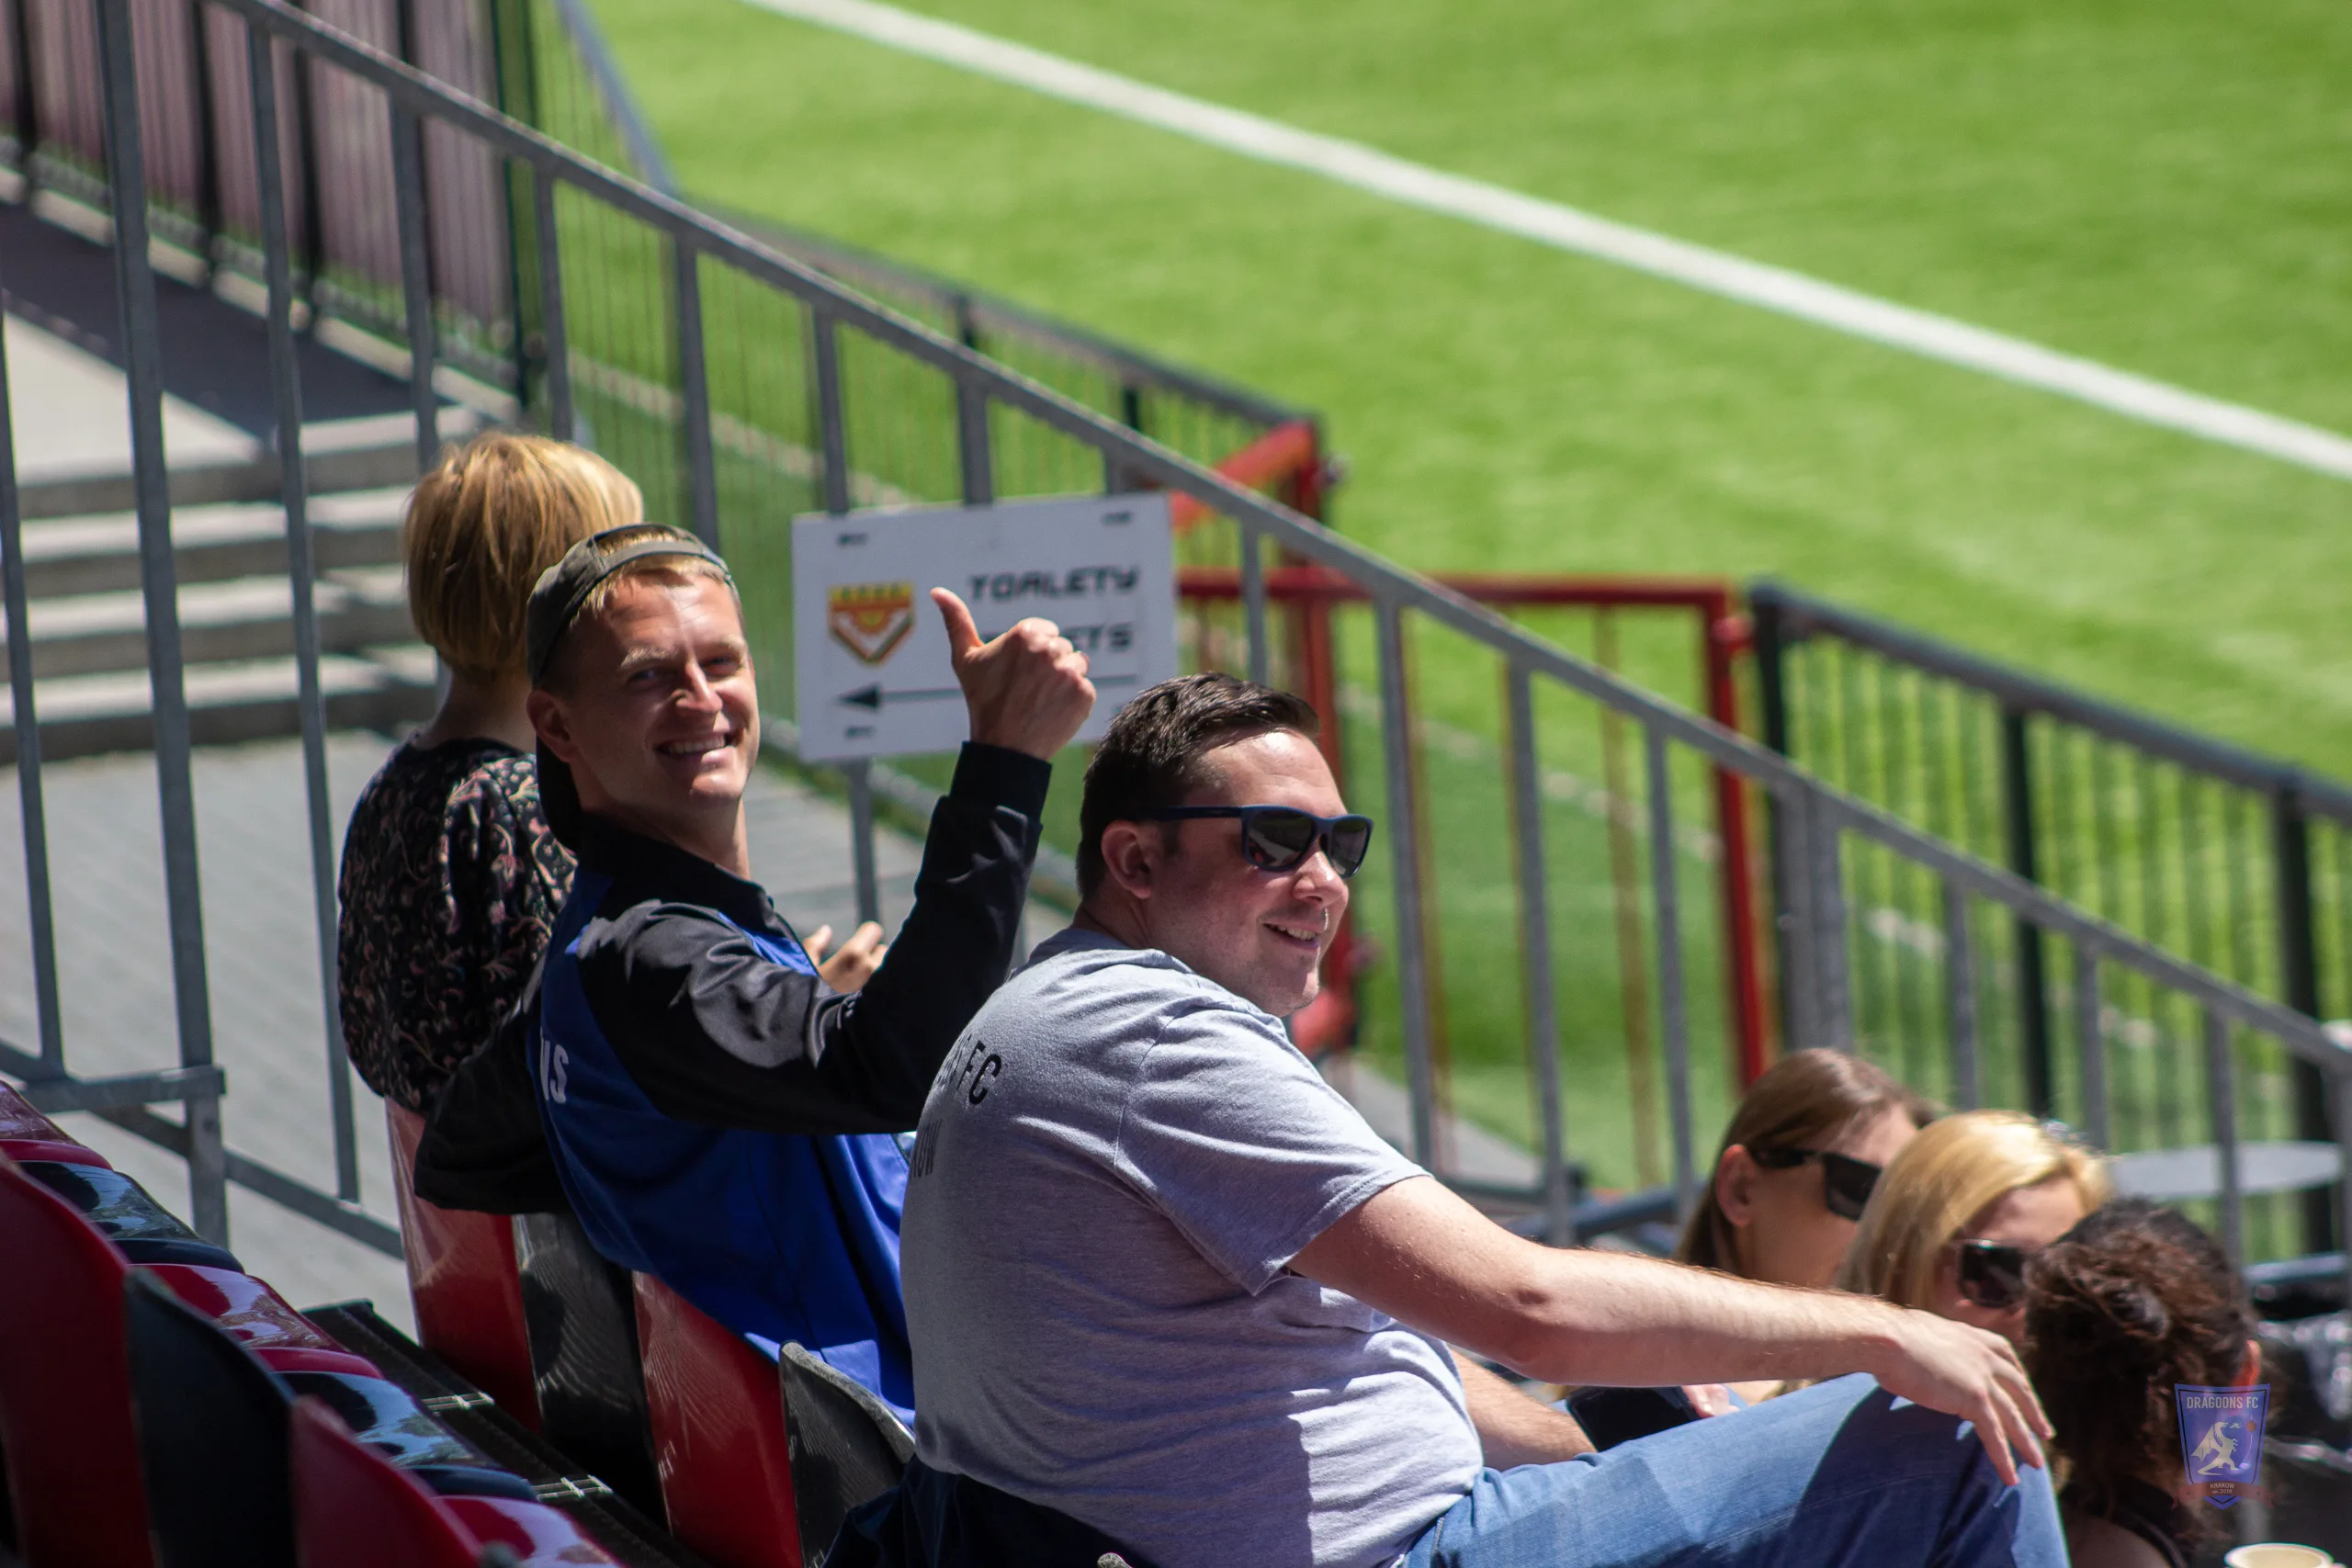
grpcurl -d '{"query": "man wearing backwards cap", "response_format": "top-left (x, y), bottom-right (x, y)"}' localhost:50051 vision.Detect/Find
top-left (420, 523), bottom-right (1092, 1421)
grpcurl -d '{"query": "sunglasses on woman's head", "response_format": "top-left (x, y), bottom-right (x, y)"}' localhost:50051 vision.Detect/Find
top-left (1138, 806), bottom-right (1376, 879)
top-left (1954, 1239), bottom-right (2032, 1312)
top-left (1746, 1146), bottom-right (1883, 1221)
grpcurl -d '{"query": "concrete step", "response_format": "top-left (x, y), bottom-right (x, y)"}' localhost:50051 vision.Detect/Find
top-left (0, 567), bottom-right (412, 680)
top-left (0, 648), bottom-right (435, 763)
top-left (15, 487), bottom-right (409, 600)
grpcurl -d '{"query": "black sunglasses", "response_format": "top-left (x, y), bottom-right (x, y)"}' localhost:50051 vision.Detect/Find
top-left (1954, 1239), bottom-right (2033, 1312)
top-left (1138, 806), bottom-right (1376, 879)
top-left (1747, 1146), bottom-right (1883, 1221)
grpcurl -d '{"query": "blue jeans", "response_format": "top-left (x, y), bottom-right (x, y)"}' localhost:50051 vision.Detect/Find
top-left (1404, 1374), bottom-right (2064, 1568)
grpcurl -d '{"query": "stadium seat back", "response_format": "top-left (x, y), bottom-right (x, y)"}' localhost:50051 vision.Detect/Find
top-left (13, 1158), bottom-right (243, 1269)
top-left (444, 1495), bottom-right (623, 1565)
top-left (0, 1156), bottom-right (153, 1568)
top-left (387, 1102), bottom-right (540, 1427)
top-left (146, 1261), bottom-right (381, 1374)
top-left (513, 1209), bottom-right (664, 1517)
top-left (122, 1269), bottom-right (299, 1568)
top-left (777, 1341), bottom-right (914, 1563)
top-left (635, 1273), bottom-right (801, 1567)
top-left (288, 1397), bottom-right (485, 1568)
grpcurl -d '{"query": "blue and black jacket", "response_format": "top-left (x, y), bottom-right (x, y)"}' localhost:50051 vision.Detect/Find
top-left (418, 743), bottom-right (1049, 1418)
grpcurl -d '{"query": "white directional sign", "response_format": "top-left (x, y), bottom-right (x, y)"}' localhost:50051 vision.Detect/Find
top-left (790, 493), bottom-right (1177, 762)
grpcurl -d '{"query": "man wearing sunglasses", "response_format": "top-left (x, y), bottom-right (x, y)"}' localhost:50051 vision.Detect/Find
top-left (893, 672), bottom-right (2064, 1568)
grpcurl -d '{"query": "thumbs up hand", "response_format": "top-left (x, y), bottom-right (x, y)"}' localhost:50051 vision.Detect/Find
top-left (932, 588), bottom-right (1097, 761)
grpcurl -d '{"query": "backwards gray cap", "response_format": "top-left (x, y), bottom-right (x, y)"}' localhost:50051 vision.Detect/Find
top-left (526, 525), bottom-right (735, 849)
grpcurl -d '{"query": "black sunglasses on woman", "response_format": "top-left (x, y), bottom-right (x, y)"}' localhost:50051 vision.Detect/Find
top-left (1745, 1145), bottom-right (1884, 1222)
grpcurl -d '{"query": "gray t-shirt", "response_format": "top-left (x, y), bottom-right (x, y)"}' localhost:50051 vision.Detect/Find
top-left (901, 929), bottom-right (1482, 1568)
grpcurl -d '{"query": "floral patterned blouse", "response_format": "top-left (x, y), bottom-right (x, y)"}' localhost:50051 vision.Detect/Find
top-left (337, 738), bottom-right (573, 1111)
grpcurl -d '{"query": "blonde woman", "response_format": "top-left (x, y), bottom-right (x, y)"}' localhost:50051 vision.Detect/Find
top-left (1838, 1110), bottom-right (2114, 1344)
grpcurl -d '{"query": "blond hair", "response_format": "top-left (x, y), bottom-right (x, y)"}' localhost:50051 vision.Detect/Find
top-left (403, 432), bottom-right (642, 681)
top-left (1835, 1110), bottom-right (2112, 1309)
top-left (1678, 1049), bottom-right (1938, 1276)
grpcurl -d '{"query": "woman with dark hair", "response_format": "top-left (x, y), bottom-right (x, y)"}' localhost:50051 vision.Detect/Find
top-left (2025, 1199), bottom-right (2262, 1568)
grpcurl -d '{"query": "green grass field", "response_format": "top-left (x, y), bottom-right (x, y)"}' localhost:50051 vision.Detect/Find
top-left (550, 0), bottom-right (2351, 1211)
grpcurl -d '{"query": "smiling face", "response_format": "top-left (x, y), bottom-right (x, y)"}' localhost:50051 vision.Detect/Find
top-left (1122, 728), bottom-right (1350, 1017)
top-left (528, 571), bottom-right (759, 868)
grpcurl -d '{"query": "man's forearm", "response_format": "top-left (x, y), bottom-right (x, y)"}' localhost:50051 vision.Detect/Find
top-left (1489, 1247), bottom-right (1903, 1390)
top-left (1452, 1350), bottom-right (1594, 1468)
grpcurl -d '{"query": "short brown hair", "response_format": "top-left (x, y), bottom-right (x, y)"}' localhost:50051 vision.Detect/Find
top-left (1676, 1048), bottom-right (1939, 1276)
top-left (402, 431), bottom-right (642, 681)
top-left (1077, 673), bottom-right (1320, 899)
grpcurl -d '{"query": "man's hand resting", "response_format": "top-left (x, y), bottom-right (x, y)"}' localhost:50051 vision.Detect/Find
top-left (933, 588), bottom-right (1096, 761)
top-left (1866, 1309), bottom-right (2050, 1485)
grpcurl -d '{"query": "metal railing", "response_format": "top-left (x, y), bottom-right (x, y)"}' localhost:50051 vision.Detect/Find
top-left (2, 0), bottom-right (2345, 1308)
top-left (1753, 581), bottom-right (2346, 1255)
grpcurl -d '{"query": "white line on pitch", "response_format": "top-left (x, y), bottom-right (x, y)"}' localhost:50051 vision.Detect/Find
top-left (735, 0), bottom-right (2352, 483)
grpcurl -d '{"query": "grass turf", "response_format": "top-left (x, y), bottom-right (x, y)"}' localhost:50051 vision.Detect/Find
top-left (555, 0), bottom-right (2348, 1211)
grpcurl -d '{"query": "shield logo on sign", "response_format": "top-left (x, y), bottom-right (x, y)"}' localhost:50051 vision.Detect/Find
top-left (2175, 1383), bottom-right (2268, 1508)
top-left (828, 581), bottom-right (916, 666)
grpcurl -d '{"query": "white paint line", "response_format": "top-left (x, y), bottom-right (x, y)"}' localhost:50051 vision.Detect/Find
top-left (739, 0), bottom-right (2352, 483)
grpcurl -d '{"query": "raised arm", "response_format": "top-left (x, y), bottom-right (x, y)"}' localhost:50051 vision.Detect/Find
top-left (1292, 1175), bottom-right (2050, 1484)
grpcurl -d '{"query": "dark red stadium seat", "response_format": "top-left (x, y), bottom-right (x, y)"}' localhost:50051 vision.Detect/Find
top-left (387, 1102), bottom-right (541, 1427)
top-left (444, 1496), bottom-right (623, 1565)
top-left (635, 1273), bottom-right (802, 1568)
top-left (0, 1155), bottom-right (155, 1568)
top-left (124, 1269), bottom-right (301, 1568)
top-left (0, 1085), bottom-right (109, 1168)
top-left (146, 1262), bottom-right (381, 1377)
top-left (288, 1397), bottom-right (483, 1568)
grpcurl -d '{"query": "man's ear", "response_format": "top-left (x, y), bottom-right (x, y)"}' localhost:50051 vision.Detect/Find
top-left (1714, 1145), bottom-right (1758, 1229)
top-left (1097, 820), bottom-right (1157, 901)
top-left (526, 687), bottom-right (580, 764)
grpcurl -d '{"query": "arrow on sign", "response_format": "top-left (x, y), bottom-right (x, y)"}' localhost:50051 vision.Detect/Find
top-left (838, 684), bottom-right (964, 710)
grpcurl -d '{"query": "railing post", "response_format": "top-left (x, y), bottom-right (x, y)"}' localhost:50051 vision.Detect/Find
top-left (7, 0), bottom-right (37, 185)
top-left (1776, 778), bottom-right (1820, 1052)
top-left (956, 377), bottom-right (994, 508)
top-left (1507, 663), bottom-right (1572, 1244)
top-left (1811, 790), bottom-right (1852, 1051)
top-left (1943, 878), bottom-right (1978, 1108)
top-left (673, 236), bottom-right (718, 549)
top-left (1375, 598), bottom-right (1437, 1169)
top-left (1999, 705), bottom-right (2055, 1117)
top-left (96, 0), bottom-right (227, 1244)
top-left (532, 167), bottom-right (573, 440)
top-left (1238, 518), bottom-right (1269, 686)
top-left (2272, 777), bottom-right (2337, 1252)
top-left (812, 310), bottom-right (881, 927)
top-left (2075, 944), bottom-right (2109, 1150)
top-left (0, 261), bottom-right (63, 1077)
top-left (249, 20), bottom-right (358, 1202)
top-left (1645, 728), bottom-right (1697, 1221)
top-left (390, 102), bottom-right (439, 471)
top-left (2204, 1007), bottom-right (2243, 1269)
top-left (1750, 585), bottom-right (1802, 1052)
